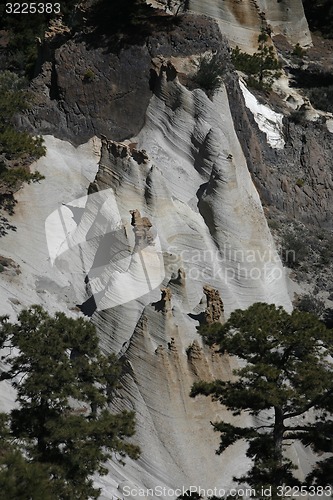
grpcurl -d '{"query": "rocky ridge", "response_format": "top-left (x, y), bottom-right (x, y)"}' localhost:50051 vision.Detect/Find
top-left (158, 0), bottom-right (311, 50)
top-left (78, 58), bottom-right (293, 494)
top-left (21, 13), bottom-right (222, 145)
top-left (1, 1), bottom-right (332, 497)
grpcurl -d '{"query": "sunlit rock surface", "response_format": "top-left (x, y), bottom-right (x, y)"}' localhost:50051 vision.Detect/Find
top-left (0, 136), bottom-right (101, 320)
top-left (0, 53), bottom-right (299, 500)
top-left (239, 81), bottom-right (285, 149)
top-left (86, 63), bottom-right (292, 497)
top-left (163, 0), bottom-right (311, 51)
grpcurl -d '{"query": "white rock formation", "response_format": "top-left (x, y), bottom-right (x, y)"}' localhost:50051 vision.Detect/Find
top-left (182, 0), bottom-right (311, 51)
top-left (240, 80), bottom-right (285, 148)
top-left (0, 135), bottom-right (101, 320)
top-left (86, 63), bottom-right (292, 497)
top-left (0, 61), bottom-right (296, 500)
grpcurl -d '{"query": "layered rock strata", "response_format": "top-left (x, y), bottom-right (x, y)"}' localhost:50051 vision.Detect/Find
top-left (82, 61), bottom-right (292, 495)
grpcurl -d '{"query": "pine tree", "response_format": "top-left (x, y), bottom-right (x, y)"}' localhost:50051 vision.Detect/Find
top-left (0, 71), bottom-right (46, 162)
top-left (0, 306), bottom-right (140, 499)
top-left (231, 31), bottom-right (281, 91)
top-left (191, 303), bottom-right (333, 498)
top-left (0, 414), bottom-right (54, 500)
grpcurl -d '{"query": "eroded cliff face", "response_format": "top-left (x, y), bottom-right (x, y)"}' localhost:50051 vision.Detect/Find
top-left (0, 63), bottom-right (294, 496)
top-left (21, 0), bottom-right (312, 145)
top-left (160, 0), bottom-right (311, 51)
top-left (78, 61), bottom-right (292, 496)
top-left (2, 2), bottom-right (332, 498)
top-left (22, 14), bottom-right (221, 145)
top-left (224, 73), bottom-right (333, 231)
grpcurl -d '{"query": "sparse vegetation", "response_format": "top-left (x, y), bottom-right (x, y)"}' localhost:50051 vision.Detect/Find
top-left (281, 232), bottom-right (307, 268)
top-left (0, 71), bottom-right (46, 161)
top-left (0, 129), bottom-right (46, 160)
top-left (0, 71), bottom-right (45, 212)
top-left (319, 240), bottom-right (333, 265)
top-left (0, 166), bottom-right (44, 191)
top-left (232, 31), bottom-right (282, 91)
top-left (0, 0), bottom-right (78, 77)
top-left (295, 294), bottom-right (325, 317)
top-left (308, 85), bottom-right (333, 113)
top-left (194, 53), bottom-right (224, 96)
top-left (0, 306), bottom-right (140, 499)
top-left (292, 43), bottom-right (305, 58)
top-left (192, 303), bottom-right (333, 494)
top-left (289, 109), bottom-right (306, 125)
top-left (83, 68), bottom-right (96, 82)
top-left (267, 218), bottom-right (279, 230)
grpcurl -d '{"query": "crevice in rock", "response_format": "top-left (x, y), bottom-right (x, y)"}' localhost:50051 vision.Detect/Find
top-left (50, 59), bottom-right (60, 101)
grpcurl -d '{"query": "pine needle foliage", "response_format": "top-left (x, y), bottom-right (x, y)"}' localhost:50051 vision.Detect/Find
top-left (191, 303), bottom-right (333, 497)
top-left (194, 53), bottom-right (224, 96)
top-left (0, 71), bottom-right (46, 161)
top-left (0, 0), bottom-right (78, 76)
top-left (0, 306), bottom-right (140, 499)
top-left (232, 31), bottom-right (282, 91)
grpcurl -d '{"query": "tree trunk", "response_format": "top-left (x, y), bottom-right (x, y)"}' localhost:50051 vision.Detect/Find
top-left (272, 406), bottom-right (285, 496)
top-left (37, 397), bottom-right (48, 458)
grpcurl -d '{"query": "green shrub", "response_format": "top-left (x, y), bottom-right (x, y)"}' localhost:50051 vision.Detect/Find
top-left (319, 244), bottom-right (333, 266)
top-left (194, 53), bottom-right (224, 95)
top-left (0, 72), bottom-right (28, 124)
top-left (0, 71), bottom-right (45, 210)
top-left (0, 71), bottom-right (46, 160)
top-left (232, 47), bottom-right (261, 75)
top-left (292, 43), bottom-right (305, 58)
top-left (83, 68), bottom-right (96, 82)
top-left (295, 294), bottom-right (325, 317)
top-left (0, 129), bottom-right (46, 160)
top-left (307, 85), bottom-right (333, 113)
top-left (232, 31), bottom-right (282, 91)
top-left (289, 109), bottom-right (306, 125)
top-left (0, 167), bottom-right (44, 190)
top-left (267, 218), bottom-right (279, 230)
top-left (0, 0), bottom-right (78, 77)
top-left (281, 232), bottom-right (307, 268)
top-left (0, 306), bottom-right (140, 499)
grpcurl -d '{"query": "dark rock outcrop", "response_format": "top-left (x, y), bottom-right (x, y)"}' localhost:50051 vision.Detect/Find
top-left (21, 42), bottom-right (152, 145)
top-left (224, 73), bottom-right (333, 230)
top-left (21, 14), bottom-right (222, 145)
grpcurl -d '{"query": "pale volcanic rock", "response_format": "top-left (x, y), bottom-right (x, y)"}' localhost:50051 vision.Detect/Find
top-left (86, 61), bottom-right (292, 495)
top-left (158, 287), bottom-right (173, 314)
top-left (0, 135), bottom-right (101, 319)
top-left (185, 0), bottom-right (312, 52)
top-left (0, 58), bottom-right (294, 497)
top-left (239, 80), bottom-right (285, 149)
